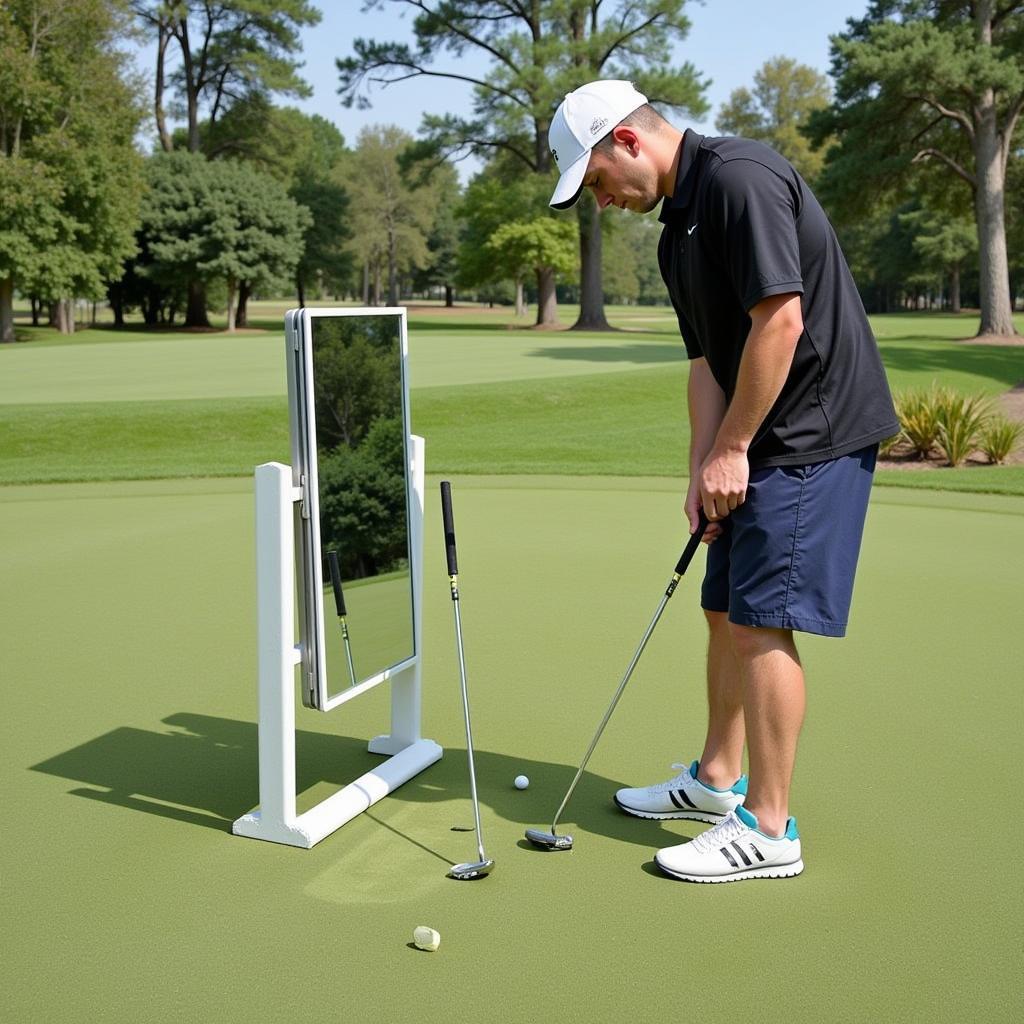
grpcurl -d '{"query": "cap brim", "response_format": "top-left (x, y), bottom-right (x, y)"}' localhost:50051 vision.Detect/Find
top-left (549, 152), bottom-right (589, 210)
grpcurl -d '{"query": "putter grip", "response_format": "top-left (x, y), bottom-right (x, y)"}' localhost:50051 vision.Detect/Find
top-left (327, 550), bottom-right (347, 617)
top-left (674, 509), bottom-right (710, 576)
top-left (440, 480), bottom-right (458, 575)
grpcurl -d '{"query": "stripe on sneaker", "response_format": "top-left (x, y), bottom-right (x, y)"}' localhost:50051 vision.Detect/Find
top-left (750, 844), bottom-right (765, 862)
top-left (668, 790), bottom-right (686, 810)
top-left (676, 788), bottom-right (697, 809)
top-left (720, 846), bottom-right (739, 868)
top-left (730, 842), bottom-right (752, 867)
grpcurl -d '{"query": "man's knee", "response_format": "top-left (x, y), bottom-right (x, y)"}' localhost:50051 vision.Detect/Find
top-left (704, 608), bottom-right (729, 634)
top-left (726, 621), bottom-right (794, 660)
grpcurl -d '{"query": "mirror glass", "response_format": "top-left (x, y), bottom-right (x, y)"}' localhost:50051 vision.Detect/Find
top-left (310, 314), bottom-right (414, 699)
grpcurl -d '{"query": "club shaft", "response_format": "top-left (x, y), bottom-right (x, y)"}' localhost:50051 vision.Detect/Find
top-left (548, 587), bottom-right (674, 836)
top-left (340, 619), bottom-right (357, 687)
top-left (452, 590), bottom-right (487, 864)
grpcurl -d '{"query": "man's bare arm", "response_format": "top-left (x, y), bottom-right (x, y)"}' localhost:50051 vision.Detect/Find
top-left (699, 293), bottom-right (804, 520)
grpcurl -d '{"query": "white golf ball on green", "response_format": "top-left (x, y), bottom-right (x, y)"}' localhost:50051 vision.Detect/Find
top-left (514, 775), bottom-right (529, 790)
top-left (413, 926), bottom-right (440, 952)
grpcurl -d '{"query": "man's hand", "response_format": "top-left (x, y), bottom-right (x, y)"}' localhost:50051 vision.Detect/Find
top-left (684, 479), bottom-right (723, 542)
top-left (699, 447), bottom-right (749, 521)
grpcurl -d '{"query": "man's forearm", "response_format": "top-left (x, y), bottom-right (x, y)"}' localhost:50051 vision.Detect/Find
top-left (688, 358), bottom-right (726, 474)
top-left (713, 295), bottom-right (803, 455)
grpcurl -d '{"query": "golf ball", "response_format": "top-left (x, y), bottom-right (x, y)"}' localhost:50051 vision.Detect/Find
top-left (413, 926), bottom-right (441, 952)
top-left (514, 775), bottom-right (529, 790)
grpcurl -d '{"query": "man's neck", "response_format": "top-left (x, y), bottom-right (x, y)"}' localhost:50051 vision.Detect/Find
top-left (658, 128), bottom-right (686, 200)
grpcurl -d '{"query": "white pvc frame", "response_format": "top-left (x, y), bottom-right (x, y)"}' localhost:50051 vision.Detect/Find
top-left (232, 309), bottom-right (442, 849)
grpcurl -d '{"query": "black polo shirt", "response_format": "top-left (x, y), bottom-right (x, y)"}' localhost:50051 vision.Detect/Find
top-left (658, 131), bottom-right (898, 468)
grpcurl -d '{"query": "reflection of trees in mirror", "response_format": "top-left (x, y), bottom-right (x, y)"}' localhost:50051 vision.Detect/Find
top-left (319, 417), bottom-right (408, 581)
top-left (313, 318), bottom-right (401, 451)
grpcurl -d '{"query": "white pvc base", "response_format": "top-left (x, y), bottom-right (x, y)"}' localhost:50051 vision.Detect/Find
top-left (233, 443), bottom-right (440, 849)
top-left (232, 738), bottom-right (442, 848)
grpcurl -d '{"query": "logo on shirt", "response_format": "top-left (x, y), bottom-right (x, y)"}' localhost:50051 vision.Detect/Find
top-left (687, 223), bottom-right (699, 236)
top-left (589, 117), bottom-right (609, 135)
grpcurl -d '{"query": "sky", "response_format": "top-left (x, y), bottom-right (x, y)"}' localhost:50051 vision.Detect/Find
top-left (131, 1), bottom-right (869, 176)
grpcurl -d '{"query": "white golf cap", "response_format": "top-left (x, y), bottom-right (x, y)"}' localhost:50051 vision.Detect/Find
top-left (548, 80), bottom-right (648, 209)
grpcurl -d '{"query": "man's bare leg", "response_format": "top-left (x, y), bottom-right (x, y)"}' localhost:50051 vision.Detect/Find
top-left (696, 610), bottom-right (746, 789)
top-left (728, 623), bottom-right (805, 838)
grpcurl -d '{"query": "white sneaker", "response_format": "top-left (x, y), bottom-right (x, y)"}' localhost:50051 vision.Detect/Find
top-left (613, 759), bottom-right (747, 824)
top-left (655, 805), bottom-right (803, 883)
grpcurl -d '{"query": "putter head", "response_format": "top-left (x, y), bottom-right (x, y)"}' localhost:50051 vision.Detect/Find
top-left (525, 828), bottom-right (574, 851)
top-left (448, 858), bottom-right (494, 880)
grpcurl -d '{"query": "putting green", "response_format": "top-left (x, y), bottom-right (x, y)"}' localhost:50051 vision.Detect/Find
top-left (2, 475), bottom-right (1020, 1023)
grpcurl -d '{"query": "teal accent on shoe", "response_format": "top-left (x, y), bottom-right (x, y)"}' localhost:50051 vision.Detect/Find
top-left (785, 817), bottom-right (799, 841)
top-left (691, 760), bottom-right (748, 795)
top-left (735, 804), bottom-right (757, 828)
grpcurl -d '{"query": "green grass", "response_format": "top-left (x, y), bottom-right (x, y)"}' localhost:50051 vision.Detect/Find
top-left (1, 306), bottom-right (1022, 492)
top-left (2, 475), bottom-right (1021, 1023)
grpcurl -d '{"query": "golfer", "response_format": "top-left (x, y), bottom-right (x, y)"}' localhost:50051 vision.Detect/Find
top-left (548, 80), bottom-right (898, 882)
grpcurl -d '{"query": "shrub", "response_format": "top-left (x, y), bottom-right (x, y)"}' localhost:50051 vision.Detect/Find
top-left (935, 392), bottom-right (993, 466)
top-left (977, 415), bottom-right (1024, 464)
top-left (878, 429), bottom-right (903, 457)
top-left (895, 385), bottom-right (948, 458)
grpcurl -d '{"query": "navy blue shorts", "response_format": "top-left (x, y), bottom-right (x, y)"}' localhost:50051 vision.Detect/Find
top-left (700, 445), bottom-right (878, 638)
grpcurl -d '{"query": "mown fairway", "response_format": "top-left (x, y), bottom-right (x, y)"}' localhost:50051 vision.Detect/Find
top-left (1, 304), bottom-right (1022, 491)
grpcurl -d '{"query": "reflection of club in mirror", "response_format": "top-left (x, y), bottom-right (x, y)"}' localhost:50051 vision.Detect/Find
top-left (326, 550), bottom-right (358, 688)
top-left (440, 481), bottom-right (494, 881)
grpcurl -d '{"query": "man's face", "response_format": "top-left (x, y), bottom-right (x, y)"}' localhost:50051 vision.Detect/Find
top-left (582, 134), bottom-right (661, 214)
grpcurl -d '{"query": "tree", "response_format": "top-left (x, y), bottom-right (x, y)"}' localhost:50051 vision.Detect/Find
top-left (811, 1), bottom-right (1024, 337)
top-left (338, 1), bottom-right (707, 328)
top-left (899, 207), bottom-right (977, 312)
top-left (344, 126), bottom-right (437, 306)
top-left (487, 220), bottom-right (578, 317)
top-left (716, 56), bottom-right (832, 182)
top-left (412, 161), bottom-right (461, 306)
top-left (0, 0), bottom-right (144, 341)
top-left (131, 0), bottom-right (319, 324)
top-left (139, 152), bottom-right (308, 330)
top-left (131, 1), bottom-right (319, 153)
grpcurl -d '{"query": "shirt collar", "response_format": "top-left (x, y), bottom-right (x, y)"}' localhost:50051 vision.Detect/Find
top-left (658, 130), bottom-right (704, 224)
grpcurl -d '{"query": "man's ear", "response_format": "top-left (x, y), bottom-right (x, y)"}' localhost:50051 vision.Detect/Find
top-left (611, 125), bottom-right (640, 156)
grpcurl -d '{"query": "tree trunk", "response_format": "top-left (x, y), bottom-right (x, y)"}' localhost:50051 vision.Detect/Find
top-left (515, 280), bottom-right (526, 317)
top-left (236, 281), bottom-right (249, 327)
top-left (226, 278), bottom-right (237, 332)
top-left (573, 194), bottom-right (613, 330)
top-left (0, 277), bottom-right (14, 343)
top-left (30, 295), bottom-right (39, 326)
top-left (535, 267), bottom-right (557, 326)
top-left (387, 227), bottom-right (398, 306)
top-left (372, 260), bottom-right (381, 306)
top-left (973, 105), bottom-right (1017, 336)
top-left (297, 275), bottom-right (306, 308)
top-left (445, 283), bottom-right (454, 307)
top-left (48, 301), bottom-right (58, 327)
top-left (57, 299), bottom-right (74, 335)
top-left (950, 263), bottom-right (962, 314)
top-left (185, 279), bottom-right (210, 327)
top-left (361, 260), bottom-right (369, 305)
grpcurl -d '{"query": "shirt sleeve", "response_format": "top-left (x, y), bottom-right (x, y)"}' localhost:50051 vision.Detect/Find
top-left (670, 293), bottom-right (703, 360)
top-left (706, 159), bottom-right (804, 312)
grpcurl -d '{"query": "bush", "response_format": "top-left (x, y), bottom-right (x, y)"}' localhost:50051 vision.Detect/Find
top-left (977, 415), bottom-right (1024, 464)
top-left (935, 392), bottom-right (993, 466)
top-left (895, 385), bottom-right (948, 458)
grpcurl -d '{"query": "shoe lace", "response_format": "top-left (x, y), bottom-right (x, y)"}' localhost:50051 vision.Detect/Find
top-left (690, 812), bottom-right (746, 855)
top-left (649, 763), bottom-right (692, 794)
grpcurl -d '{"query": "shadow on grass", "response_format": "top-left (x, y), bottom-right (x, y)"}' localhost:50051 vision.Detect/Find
top-left (28, 711), bottom-right (693, 850)
top-left (879, 340), bottom-right (1023, 389)
top-left (525, 343), bottom-right (684, 365)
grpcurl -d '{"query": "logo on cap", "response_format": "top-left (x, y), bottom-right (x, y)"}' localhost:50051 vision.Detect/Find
top-left (551, 148), bottom-right (558, 164)
top-left (590, 117), bottom-right (609, 135)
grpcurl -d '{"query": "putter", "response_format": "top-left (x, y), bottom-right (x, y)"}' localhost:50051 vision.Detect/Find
top-left (525, 510), bottom-right (710, 851)
top-left (326, 550), bottom-right (358, 688)
top-left (441, 481), bottom-right (494, 880)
